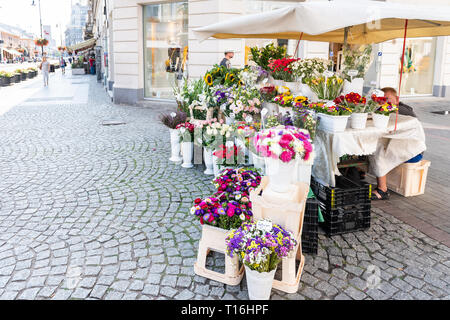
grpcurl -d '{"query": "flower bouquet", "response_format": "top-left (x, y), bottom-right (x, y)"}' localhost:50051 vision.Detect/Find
top-left (190, 196), bottom-right (252, 230)
top-left (292, 97), bottom-right (317, 140)
top-left (213, 142), bottom-right (244, 174)
top-left (290, 58), bottom-right (331, 84)
top-left (252, 125), bottom-right (314, 192)
top-left (307, 75), bottom-right (344, 101)
top-left (250, 43), bottom-right (286, 72)
top-left (212, 167), bottom-right (262, 196)
top-left (368, 94), bottom-right (398, 129)
top-left (176, 122), bottom-right (196, 168)
top-left (174, 78), bottom-right (211, 121)
top-left (221, 87), bottom-right (262, 123)
top-left (225, 220), bottom-right (297, 299)
top-left (334, 92), bottom-right (368, 129)
top-left (267, 58), bottom-right (300, 84)
top-left (159, 111), bottom-right (187, 162)
top-left (272, 86), bottom-right (294, 117)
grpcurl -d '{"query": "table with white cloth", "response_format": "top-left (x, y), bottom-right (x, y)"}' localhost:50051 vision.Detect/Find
top-left (312, 114), bottom-right (427, 187)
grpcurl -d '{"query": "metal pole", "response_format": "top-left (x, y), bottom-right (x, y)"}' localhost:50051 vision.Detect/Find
top-left (395, 19), bottom-right (408, 132)
top-left (37, 0), bottom-right (44, 56)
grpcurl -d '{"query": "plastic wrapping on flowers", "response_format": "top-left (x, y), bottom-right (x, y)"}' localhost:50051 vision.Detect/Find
top-left (252, 125), bottom-right (314, 164)
top-left (194, 120), bottom-right (234, 150)
top-left (213, 143), bottom-right (244, 167)
top-left (175, 122), bottom-right (195, 142)
top-left (225, 220), bottom-right (297, 273)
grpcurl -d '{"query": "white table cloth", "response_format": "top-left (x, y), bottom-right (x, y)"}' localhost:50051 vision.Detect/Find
top-left (312, 114), bottom-right (427, 187)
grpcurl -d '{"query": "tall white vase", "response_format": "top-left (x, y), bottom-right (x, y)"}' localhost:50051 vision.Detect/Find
top-left (265, 157), bottom-right (296, 193)
top-left (181, 141), bottom-right (194, 168)
top-left (169, 129), bottom-right (182, 162)
top-left (203, 147), bottom-right (214, 175)
top-left (245, 266), bottom-right (276, 300)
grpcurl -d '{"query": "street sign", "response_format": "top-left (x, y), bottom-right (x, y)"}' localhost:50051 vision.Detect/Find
top-left (378, 52), bottom-right (382, 56)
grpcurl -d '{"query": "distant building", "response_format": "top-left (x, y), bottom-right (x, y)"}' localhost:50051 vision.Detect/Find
top-left (0, 22), bottom-right (38, 61)
top-left (65, 2), bottom-right (89, 47)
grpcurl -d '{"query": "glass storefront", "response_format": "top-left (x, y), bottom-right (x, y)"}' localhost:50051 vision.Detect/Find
top-left (143, 2), bottom-right (188, 99)
top-left (400, 37), bottom-right (437, 96)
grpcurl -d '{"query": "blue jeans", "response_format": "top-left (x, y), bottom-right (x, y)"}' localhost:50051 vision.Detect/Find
top-left (90, 66), bottom-right (95, 74)
top-left (405, 154), bottom-right (423, 163)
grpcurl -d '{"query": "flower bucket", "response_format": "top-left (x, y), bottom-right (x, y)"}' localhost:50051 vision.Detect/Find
top-left (343, 78), bottom-right (364, 95)
top-left (265, 157), bottom-right (296, 193)
top-left (245, 266), bottom-right (276, 300)
top-left (169, 129), bottom-right (182, 162)
top-left (251, 153), bottom-right (265, 175)
top-left (262, 102), bottom-right (279, 116)
top-left (203, 147), bottom-right (214, 175)
top-left (181, 141), bottom-right (194, 168)
top-left (294, 161), bottom-right (312, 185)
top-left (350, 113), bottom-right (368, 129)
top-left (317, 113), bottom-right (349, 133)
top-left (372, 113), bottom-right (390, 129)
top-left (284, 81), bottom-right (301, 95)
top-left (300, 83), bottom-right (318, 102)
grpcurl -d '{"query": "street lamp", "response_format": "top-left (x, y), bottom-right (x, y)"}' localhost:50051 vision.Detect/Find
top-left (31, 0), bottom-right (44, 57)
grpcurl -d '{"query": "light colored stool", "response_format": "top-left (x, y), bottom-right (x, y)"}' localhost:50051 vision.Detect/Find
top-left (194, 224), bottom-right (244, 286)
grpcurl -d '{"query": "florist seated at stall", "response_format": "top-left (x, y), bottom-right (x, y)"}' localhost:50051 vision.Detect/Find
top-left (371, 87), bottom-right (423, 200)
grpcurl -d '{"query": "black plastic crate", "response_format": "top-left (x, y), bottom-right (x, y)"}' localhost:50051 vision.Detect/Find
top-left (311, 176), bottom-right (372, 210)
top-left (302, 198), bottom-right (319, 255)
top-left (319, 202), bottom-right (371, 236)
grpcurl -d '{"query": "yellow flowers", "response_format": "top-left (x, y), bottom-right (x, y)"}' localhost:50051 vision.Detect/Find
top-left (204, 73), bottom-right (213, 86)
top-left (294, 96), bottom-right (308, 104)
top-left (225, 73), bottom-right (235, 83)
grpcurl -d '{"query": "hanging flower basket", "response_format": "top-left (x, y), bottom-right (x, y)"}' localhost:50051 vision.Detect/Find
top-left (35, 38), bottom-right (49, 46)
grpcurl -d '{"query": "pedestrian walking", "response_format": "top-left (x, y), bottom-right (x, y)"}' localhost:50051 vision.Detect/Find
top-left (89, 56), bottom-right (95, 75)
top-left (39, 56), bottom-right (50, 87)
top-left (60, 57), bottom-right (66, 75)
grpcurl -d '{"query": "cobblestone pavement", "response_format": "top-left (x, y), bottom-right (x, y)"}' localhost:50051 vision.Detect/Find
top-left (0, 74), bottom-right (449, 300)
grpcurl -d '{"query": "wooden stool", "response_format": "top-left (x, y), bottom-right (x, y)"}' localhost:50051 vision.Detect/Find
top-left (194, 224), bottom-right (244, 286)
top-left (250, 176), bottom-right (308, 293)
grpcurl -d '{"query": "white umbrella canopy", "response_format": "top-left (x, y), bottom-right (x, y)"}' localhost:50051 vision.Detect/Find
top-left (193, 0), bottom-right (450, 44)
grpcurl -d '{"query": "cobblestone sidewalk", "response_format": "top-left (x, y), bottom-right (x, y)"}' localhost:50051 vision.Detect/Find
top-left (0, 76), bottom-right (449, 300)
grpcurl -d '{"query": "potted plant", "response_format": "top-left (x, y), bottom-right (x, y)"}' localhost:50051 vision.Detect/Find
top-left (290, 58), bottom-right (331, 99)
top-left (159, 110), bottom-right (187, 163)
top-left (226, 220), bottom-right (297, 300)
top-left (174, 78), bottom-right (212, 122)
top-left (307, 75), bottom-right (344, 102)
top-left (12, 72), bottom-right (21, 83)
top-left (1, 72), bottom-right (13, 86)
top-left (259, 83), bottom-right (278, 116)
top-left (252, 125), bottom-right (314, 193)
top-left (176, 122), bottom-right (196, 168)
top-left (215, 86), bottom-right (262, 124)
top-left (267, 57), bottom-right (300, 91)
top-left (311, 101), bottom-right (352, 132)
top-left (249, 43), bottom-right (286, 75)
top-left (341, 44), bottom-right (373, 95)
top-left (334, 92), bottom-right (369, 129)
top-left (368, 93), bottom-right (398, 129)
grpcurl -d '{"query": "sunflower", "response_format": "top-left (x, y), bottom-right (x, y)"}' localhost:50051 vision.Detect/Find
top-left (238, 80), bottom-right (244, 86)
top-left (204, 73), bottom-right (213, 86)
top-left (294, 96), bottom-right (308, 104)
top-left (225, 73), bottom-right (235, 83)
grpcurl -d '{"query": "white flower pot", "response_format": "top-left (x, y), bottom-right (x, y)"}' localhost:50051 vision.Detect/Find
top-left (300, 83), bottom-right (318, 102)
top-left (235, 138), bottom-right (252, 165)
top-left (169, 128), bottom-right (182, 162)
top-left (203, 147), bottom-right (214, 175)
top-left (245, 265), bottom-right (276, 300)
top-left (265, 157), bottom-right (296, 193)
top-left (284, 81), bottom-right (301, 95)
top-left (181, 141), bottom-right (194, 168)
top-left (262, 102), bottom-right (279, 116)
top-left (372, 113), bottom-right (390, 129)
top-left (317, 113), bottom-right (350, 133)
top-left (251, 153), bottom-right (265, 175)
top-left (343, 77), bottom-right (364, 95)
top-left (350, 112), bottom-right (368, 129)
top-left (294, 161), bottom-right (312, 185)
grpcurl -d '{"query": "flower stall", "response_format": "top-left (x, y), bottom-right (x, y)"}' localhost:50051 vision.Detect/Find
top-left (169, 39), bottom-right (427, 299)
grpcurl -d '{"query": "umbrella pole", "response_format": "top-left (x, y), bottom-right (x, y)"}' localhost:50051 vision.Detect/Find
top-left (293, 32), bottom-right (303, 57)
top-left (395, 19), bottom-right (409, 131)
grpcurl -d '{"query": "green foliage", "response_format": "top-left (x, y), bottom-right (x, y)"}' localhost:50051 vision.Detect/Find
top-left (341, 44), bottom-right (373, 81)
top-left (250, 43), bottom-right (286, 71)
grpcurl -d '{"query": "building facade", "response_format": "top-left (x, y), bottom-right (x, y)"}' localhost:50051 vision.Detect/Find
top-left (65, 2), bottom-right (89, 47)
top-left (0, 23), bottom-right (38, 61)
top-left (88, 0), bottom-right (450, 106)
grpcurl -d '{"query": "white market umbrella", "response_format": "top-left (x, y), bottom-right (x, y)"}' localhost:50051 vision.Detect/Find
top-left (194, 0), bottom-right (450, 130)
top-left (193, 0), bottom-right (450, 44)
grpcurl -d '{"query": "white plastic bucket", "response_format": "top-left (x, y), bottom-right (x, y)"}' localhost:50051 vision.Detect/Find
top-left (245, 265), bottom-right (276, 300)
top-left (181, 142), bottom-right (194, 168)
top-left (317, 113), bottom-right (350, 133)
top-left (350, 113), bottom-right (368, 129)
top-left (169, 128), bottom-right (182, 162)
top-left (372, 113), bottom-right (390, 129)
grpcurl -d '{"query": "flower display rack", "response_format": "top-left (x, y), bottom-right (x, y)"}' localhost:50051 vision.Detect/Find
top-left (250, 177), bottom-right (309, 293)
top-left (310, 176), bottom-right (371, 210)
top-left (194, 224), bottom-right (244, 286)
top-left (302, 198), bottom-right (319, 255)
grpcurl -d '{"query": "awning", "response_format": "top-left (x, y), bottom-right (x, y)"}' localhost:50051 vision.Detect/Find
top-left (68, 38), bottom-right (97, 51)
top-left (1, 48), bottom-right (22, 56)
